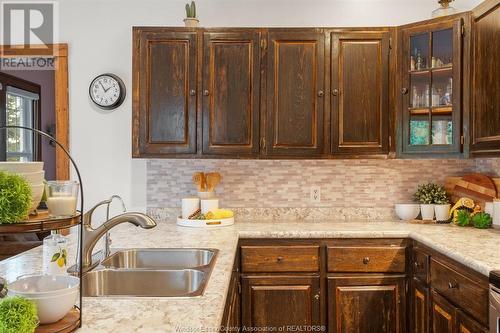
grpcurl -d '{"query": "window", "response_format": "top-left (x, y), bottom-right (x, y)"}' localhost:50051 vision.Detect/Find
top-left (5, 86), bottom-right (39, 161)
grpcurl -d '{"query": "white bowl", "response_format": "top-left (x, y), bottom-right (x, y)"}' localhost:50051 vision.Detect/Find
top-left (8, 275), bottom-right (80, 324)
top-left (30, 184), bottom-right (45, 212)
top-left (395, 203), bottom-right (420, 220)
top-left (8, 275), bottom-right (80, 298)
top-left (19, 171), bottom-right (45, 185)
top-left (0, 162), bottom-right (44, 174)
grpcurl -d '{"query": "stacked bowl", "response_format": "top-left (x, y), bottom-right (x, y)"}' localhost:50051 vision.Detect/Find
top-left (8, 275), bottom-right (79, 324)
top-left (0, 162), bottom-right (45, 213)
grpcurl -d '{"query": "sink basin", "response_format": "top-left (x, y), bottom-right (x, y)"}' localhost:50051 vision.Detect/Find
top-left (83, 269), bottom-right (206, 297)
top-left (101, 248), bottom-right (216, 270)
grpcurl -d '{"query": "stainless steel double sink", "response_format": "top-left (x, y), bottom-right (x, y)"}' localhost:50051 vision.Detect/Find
top-left (82, 248), bottom-right (218, 297)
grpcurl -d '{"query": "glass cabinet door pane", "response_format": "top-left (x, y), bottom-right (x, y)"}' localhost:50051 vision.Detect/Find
top-left (431, 70), bottom-right (453, 107)
top-left (410, 115), bottom-right (430, 145)
top-left (410, 33), bottom-right (429, 71)
top-left (410, 73), bottom-right (430, 108)
top-left (432, 116), bottom-right (453, 145)
top-left (431, 29), bottom-right (453, 68)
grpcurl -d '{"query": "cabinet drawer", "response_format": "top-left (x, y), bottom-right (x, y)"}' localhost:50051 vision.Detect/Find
top-left (241, 246), bottom-right (320, 273)
top-left (413, 247), bottom-right (430, 284)
top-left (327, 246), bottom-right (406, 273)
top-left (430, 259), bottom-right (488, 325)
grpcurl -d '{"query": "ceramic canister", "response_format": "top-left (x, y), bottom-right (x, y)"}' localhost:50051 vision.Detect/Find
top-left (182, 197), bottom-right (200, 218)
top-left (201, 199), bottom-right (219, 214)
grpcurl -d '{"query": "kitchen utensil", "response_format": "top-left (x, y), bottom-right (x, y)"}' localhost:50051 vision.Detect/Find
top-left (201, 199), bottom-right (219, 214)
top-left (205, 172), bottom-right (221, 192)
top-left (182, 197), bottom-right (200, 219)
top-left (394, 204), bottom-right (420, 220)
top-left (452, 173), bottom-right (497, 208)
top-left (176, 216), bottom-right (234, 228)
top-left (192, 172), bottom-right (205, 192)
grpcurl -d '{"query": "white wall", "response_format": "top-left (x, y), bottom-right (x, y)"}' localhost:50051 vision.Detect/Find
top-left (58, 0), bottom-right (482, 212)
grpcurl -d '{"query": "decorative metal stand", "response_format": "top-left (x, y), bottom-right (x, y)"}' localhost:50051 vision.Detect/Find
top-left (0, 125), bottom-right (84, 331)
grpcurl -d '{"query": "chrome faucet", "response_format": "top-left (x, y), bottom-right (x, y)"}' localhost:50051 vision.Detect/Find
top-left (81, 199), bottom-right (157, 273)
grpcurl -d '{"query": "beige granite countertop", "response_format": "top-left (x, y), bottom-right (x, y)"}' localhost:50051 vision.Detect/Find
top-left (1, 220), bottom-right (499, 333)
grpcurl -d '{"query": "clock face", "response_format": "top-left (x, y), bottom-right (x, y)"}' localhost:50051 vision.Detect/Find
top-left (89, 74), bottom-right (125, 109)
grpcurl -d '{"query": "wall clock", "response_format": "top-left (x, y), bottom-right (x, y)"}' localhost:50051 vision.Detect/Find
top-left (89, 73), bottom-right (126, 110)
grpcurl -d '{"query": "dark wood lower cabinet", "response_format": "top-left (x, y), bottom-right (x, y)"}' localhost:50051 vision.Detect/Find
top-left (431, 290), bottom-right (456, 333)
top-left (412, 278), bottom-right (430, 333)
top-left (328, 275), bottom-right (406, 333)
top-left (455, 310), bottom-right (489, 333)
top-left (242, 275), bottom-right (321, 332)
top-left (221, 269), bottom-right (240, 332)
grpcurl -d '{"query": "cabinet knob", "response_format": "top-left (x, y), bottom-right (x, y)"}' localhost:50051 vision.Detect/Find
top-left (203, 90), bottom-right (210, 96)
top-left (332, 89), bottom-right (339, 96)
top-left (448, 281), bottom-right (458, 289)
top-left (414, 261), bottom-right (420, 268)
top-left (314, 294), bottom-right (320, 300)
top-left (317, 90), bottom-right (324, 97)
top-left (401, 87), bottom-right (409, 95)
top-left (276, 256), bottom-right (284, 262)
top-left (363, 257), bottom-right (370, 265)
top-left (189, 89), bottom-right (196, 96)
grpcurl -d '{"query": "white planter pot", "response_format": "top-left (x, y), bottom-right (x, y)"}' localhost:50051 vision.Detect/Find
top-left (183, 18), bottom-right (199, 27)
top-left (420, 204), bottom-right (435, 220)
top-left (434, 204), bottom-right (451, 221)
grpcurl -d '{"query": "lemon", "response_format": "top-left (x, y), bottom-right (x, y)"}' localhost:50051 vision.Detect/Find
top-left (57, 257), bottom-right (65, 268)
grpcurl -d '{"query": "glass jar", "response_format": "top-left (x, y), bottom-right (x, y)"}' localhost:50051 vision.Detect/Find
top-left (45, 181), bottom-right (79, 217)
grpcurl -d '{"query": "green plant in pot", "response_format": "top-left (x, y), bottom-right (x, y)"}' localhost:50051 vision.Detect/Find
top-left (433, 186), bottom-right (451, 222)
top-left (472, 212), bottom-right (492, 229)
top-left (184, 1), bottom-right (199, 27)
top-left (0, 296), bottom-right (38, 333)
top-left (414, 183), bottom-right (437, 220)
top-left (0, 171), bottom-right (32, 224)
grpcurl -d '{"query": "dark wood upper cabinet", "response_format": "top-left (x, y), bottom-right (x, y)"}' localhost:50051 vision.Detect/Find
top-left (470, 1), bottom-right (500, 155)
top-left (331, 31), bottom-right (390, 155)
top-left (202, 31), bottom-right (261, 156)
top-left (398, 17), bottom-right (465, 157)
top-left (328, 275), bottom-right (406, 333)
top-left (133, 29), bottom-right (198, 156)
top-left (266, 30), bottom-right (326, 157)
top-left (242, 275), bottom-right (320, 331)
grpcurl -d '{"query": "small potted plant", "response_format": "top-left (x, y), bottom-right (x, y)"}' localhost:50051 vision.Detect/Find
top-left (414, 183), bottom-right (438, 220)
top-left (433, 186), bottom-right (451, 222)
top-left (184, 1), bottom-right (199, 27)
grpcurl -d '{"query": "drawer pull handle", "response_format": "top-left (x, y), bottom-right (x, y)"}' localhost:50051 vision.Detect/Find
top-left (189, 89), bottom-right (196, 96)
top-left (414, 261), bottom-right (420, 268)
top-left (203, 90), bottom-right (210, 96)
top-left (363, 257), bottom-right (370, 265)
top-left (276, 256), bottom-right (284, 262)
top-left (448, 282), bottom-right (458, 289)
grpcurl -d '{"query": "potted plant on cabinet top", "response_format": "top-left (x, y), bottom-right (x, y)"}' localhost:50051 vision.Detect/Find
top-left (184, 1), bottom-right (199, 27)
top-left (414, 183), bottom-right (449, 221)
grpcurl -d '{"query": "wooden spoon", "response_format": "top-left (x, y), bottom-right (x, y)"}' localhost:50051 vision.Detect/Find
top-left (192, 172), bottom-right (206, 192)
top-left (206, 172), bottom-right (221, 192)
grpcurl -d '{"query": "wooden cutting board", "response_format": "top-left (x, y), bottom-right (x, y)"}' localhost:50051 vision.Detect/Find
top-left (450, 173), bottom-right (497, 207)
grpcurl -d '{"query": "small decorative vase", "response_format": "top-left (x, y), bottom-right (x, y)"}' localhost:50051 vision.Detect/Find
top-left (434, 204), bottom-right (451, 222)
top-left (420, 204), bottom-right (435, 220)
top-left (183, 18), bottom-right (199, 27)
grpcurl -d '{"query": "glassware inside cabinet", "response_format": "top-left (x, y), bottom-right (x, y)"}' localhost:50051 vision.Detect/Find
top-left (410, 33), bottom-right (429, 71)
top-left (431, 70), bottom-right (453, 107)
top-left (432, 116), bottom-right (453, 145)
top-left (431, 29), bottom-right (453, 69)
top-left (410, 73), bottom-right (430, 109)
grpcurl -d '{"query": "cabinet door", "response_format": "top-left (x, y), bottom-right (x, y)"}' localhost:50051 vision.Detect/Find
top-left (431, 290), bottom-right (456, 333)
top-left (471, 3), bottom-right (500, 155)
top-left (411, 278), bottom-right (430, 333)
top-left (456, 310), bottom-right (488, 333)
top-left (328, 275), bottom-right (406, 333)
top-left (399, 18), bottom-right (463, 157)
top-left (242, 275), bottom-right (320, 331)
top-left (331, 31), bottom-right (389, 155)
top-left (221, 270), bottom-right (241, 332)
top-left (133, 29), bottom-right (197, 156)
top-left (202, 31), bottom-right (261, 156)
top-left (266, 30), bottom-right (325, 157)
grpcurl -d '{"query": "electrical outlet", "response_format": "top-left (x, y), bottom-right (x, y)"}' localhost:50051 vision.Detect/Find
top-left (310, 186), bottom-right (321, 203)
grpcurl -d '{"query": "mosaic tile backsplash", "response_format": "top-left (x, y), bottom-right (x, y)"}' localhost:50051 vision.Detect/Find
top-left (146, 159), bottom-right (500, 211)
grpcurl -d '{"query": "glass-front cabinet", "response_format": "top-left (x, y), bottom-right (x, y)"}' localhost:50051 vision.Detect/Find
top-left (400, 18), bottom-right (463, 156)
